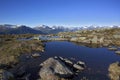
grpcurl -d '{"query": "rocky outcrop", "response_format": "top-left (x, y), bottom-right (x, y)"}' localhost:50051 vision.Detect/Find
top-left (39, 57), bottom-right (86, 80)
top-left (108, 62), bottom-right (120, 80)
top-left (39, 57), bottom-right (73, 80)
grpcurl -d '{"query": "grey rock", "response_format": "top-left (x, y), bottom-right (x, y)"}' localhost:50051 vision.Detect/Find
top-left (115, 51), bottom-right (120, 55)
top-left (54, 56), bottom-right (58, 59)
top-left (108, 47), bottom-right (117, 51)
top-left (32, 53), bottom-right (41, 58)
top-left (64, 58), bottom-right (73, 65)
top-left (39, 58), bottom-right (73, 80)
top-left (77, 61), bottom-right (85, 65)
top-left (59, 56), bottom-right (64, 61)
top-left (73, 64), bottom-right (84, 71)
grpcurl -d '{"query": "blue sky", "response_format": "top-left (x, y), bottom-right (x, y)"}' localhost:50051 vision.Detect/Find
top-left (0, 0), bottom-right (120, 27)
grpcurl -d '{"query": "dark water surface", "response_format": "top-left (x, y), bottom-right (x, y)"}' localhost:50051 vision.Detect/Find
top-left (21, 41), bottom-right (120, 80)
top-left (44, 41), bottom-right (120, 80)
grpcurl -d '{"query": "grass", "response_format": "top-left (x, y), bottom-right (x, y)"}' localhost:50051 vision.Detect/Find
top-left (0, 34), bottom-right (44, 66)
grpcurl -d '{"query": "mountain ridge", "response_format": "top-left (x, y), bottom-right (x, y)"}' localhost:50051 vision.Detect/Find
top-left (0, 24), bottom-right (120, 34)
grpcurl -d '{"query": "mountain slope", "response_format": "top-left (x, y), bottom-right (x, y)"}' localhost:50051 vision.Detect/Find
top-left (0, 25), bottom-right (43, 34)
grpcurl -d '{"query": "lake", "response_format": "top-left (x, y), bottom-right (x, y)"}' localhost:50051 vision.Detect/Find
top-left (44, 41), bottom-right (120, 80)
top-left (21, 41), bottom-right (120, 80)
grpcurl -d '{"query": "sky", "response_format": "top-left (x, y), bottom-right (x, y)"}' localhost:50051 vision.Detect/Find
top-left (0, 0), bottom-right (120, 27)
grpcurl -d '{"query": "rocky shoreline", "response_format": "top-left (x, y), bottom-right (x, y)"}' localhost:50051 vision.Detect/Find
top-left (0, 56), bottom-right (86, 80)
top-left (108, 62), bottom-right (120, 80)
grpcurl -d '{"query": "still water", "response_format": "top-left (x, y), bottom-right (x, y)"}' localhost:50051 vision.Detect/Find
top-left (22, 41), bottom-right (120, 80)
top-left (44, 41), bottom-right (120, 80)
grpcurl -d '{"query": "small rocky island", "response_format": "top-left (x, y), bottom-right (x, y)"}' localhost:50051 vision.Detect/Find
top-left (108, 62), bottom-right (120, 80)
top-left (39, 56), bottom-right (86, 80)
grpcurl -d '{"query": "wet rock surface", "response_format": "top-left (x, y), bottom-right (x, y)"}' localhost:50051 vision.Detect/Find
top-left (39, 57), bottom-right (86, 80)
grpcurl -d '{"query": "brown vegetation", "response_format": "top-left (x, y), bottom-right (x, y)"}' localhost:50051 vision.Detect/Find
top-left (0, 34), bottom-right (44, 66)
top-left (108, 62), bottom-right (120, 80)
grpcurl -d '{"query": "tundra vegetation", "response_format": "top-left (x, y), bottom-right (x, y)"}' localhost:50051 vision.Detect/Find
top-left (58, 28), bottom-right (120, 46)
top-left (0, 34), bottom-right (44, 66)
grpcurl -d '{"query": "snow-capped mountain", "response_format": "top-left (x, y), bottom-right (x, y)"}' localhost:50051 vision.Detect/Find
top-left (0, 24), bottom-right (43, 34)
top-left (0, 24), bottom-right (120, 34)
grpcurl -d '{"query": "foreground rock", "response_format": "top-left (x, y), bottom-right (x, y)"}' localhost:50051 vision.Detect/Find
top-left (39, 57), bottom-right (86, 80)
top-left (39, 58), bottom-right (73, 80)
top-left (108, 62), bottom-right (120, 80)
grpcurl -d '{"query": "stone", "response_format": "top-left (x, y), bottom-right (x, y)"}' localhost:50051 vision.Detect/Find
top-left (59, 56), bottom-right (64, 61)
top-left (73, 64), bottom-right (84, 71)
top-left (39, 58), bottom-right (73, 80)
top-left (54, 56), bottom-right (58, 59)
top-left (32, 53), bottom-right (41, 58)
top-left (108, 47), bottom-right (117, 51)
top-left (103, 43), bottom-right (109, 47)
top-left (70, 37), bottom-right (78, 42)
top-left (115, 51), bottom-right (120, 55)
top-left (64, 58), bottom-right (73, 65)
top-left (77, 61), bottom-right (85, 65)
top-left (77, 61), bottom-right (86, 68)
top-left (108, 62), bottom-right (120, 80)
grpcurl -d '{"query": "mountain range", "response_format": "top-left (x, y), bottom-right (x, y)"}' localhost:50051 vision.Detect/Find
top-left (0, 24), bottom-right (120, 34)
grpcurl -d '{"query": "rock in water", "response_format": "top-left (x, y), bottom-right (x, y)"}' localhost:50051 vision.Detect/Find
top-left (73, 64), bottom-right (84, 71)
top-left (32, 53), bottom-right (41, 58)
top-left (108, 47), bottom-right (117, 51)
top-left (39, 57), bottom-right (73, 80)
top-left (108, 62), bottom-right (120, 80)
top-left (115, 51), bottom-right (120, 55)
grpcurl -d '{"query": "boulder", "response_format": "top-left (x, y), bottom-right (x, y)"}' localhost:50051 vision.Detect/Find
top-left (77, 61), bottom-right (86, 68)
top-left (64, 58), bottom-right (73, 65)
top-left (115, 51), bottom-right (120, 55)
top-left (108, 62), bottom-right (120, 80)
top-left (39, 58), bottom-right (73, 80)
